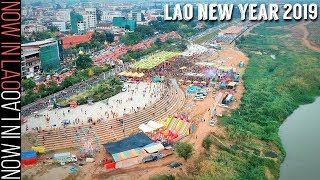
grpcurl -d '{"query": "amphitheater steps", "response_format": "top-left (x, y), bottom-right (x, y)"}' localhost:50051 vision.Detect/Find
top-left (36, 86), bottom-right (185, 151)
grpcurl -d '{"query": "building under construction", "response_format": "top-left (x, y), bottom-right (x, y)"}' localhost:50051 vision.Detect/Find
top-left (22, 38), bottom-right (62, 79)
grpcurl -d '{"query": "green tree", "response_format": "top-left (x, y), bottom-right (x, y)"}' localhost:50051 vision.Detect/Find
top-left (47, 81), bottom-right (59, 94)
top-left (88, 68), bottom-right (94, 77)
top-left (154, 38), bottom-right (163, 47)
top-left (21, 35), bottom-right (30, 44)
top-left (135, 25), bottom-right (155, 38)
top-left (121, 33), bottom-right (142, 45)
top-left (105, 32), bottom-right (114, 43)
top-left (175, 142), bottom-right (193, 161)
top-left (48, 25), bottom-right (59, 32)
top-left (22, 79), bottom-right (36, 91)
top-left (74, 54), bottom-right (93, 69)
top-left (31, 31), bottom-right (53, 41)
top-left (38, 84), bottom-right (47, 94)
top-left (202, 135), bottom-right (214, 150)
top-left (92, 32), bottom-right (106, 43)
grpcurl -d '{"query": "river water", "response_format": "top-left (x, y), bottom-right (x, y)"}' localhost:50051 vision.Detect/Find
top-left (279, 97), bottom-right (320, 180)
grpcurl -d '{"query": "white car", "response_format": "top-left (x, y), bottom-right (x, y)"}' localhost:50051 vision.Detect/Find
top-left (210, 120), bottom-right (215, 126)
top-left (194, 95), bottom-right (205, 101)
top-left (122, 87), bottom-right (127, 92)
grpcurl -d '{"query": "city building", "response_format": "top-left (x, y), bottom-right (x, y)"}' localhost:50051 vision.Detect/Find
top-left (22, 38), bottom-right (62, 78)
top-left (84, 8), bottom-right (97, 28)
top-left (96, 23), bottom-right (112, 32)
top-left (129, 11), bottom-right (144, 22)
top-left (56, 9), bottom-right (71, 22)
top-left (22, 24), bottom-right (47, 34)
top-left (101, 11), bottom-right (122, 22)
top-left (112, 17), bottom-right (136, 32)
top-left (52, 22), bottom-right (67, 32)
top-left (70, 8), bottom-right (97, 33)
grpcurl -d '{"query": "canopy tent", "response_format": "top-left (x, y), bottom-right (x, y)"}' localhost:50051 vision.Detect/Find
top-left (227, 82), bottom-right (237, 87)
top-left (153, 77), bottom-right (162, 83)
top-left (147, 120), bottom-right (163, 129)
top-left (22, 151), bottom-right (37, 160)
top-left (218, 66), bottom-right (233, 71)
top-left (138, 124), bottom-right (155, 133)
top-left (136, 73), bottom-right (145, 78)
top-left (143, 143), bottom-right (165, 153)
top-left (125, 71), bottom-right (134, 77)
top-left (118, 71), bottom-right (127, 76)
top-left (69, 101), bottom-right (77, 108)
top-left (103, 132), bottom-right (152, 155)
top-left (132, 72), bottom-right (139, 77)
top-left (53, 152), bottom-right (71, 162)
top-left (69, 101), bottom-right (77, 105)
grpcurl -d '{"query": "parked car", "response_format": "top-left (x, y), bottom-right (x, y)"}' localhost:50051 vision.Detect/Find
top-left (121, 87), bottom-right (127, 92)
top-left (142, 153), bottom-right (162, 163)
top-left (168, 161), bottom-right (182, 168)
top-left (210, 120), bottom-right (215, 126)
top-left (198, 90), bottom-right (208, 96)
top-left (194, 94), bottom-right (205, 100)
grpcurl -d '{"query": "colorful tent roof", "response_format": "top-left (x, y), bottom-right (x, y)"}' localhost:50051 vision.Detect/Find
top-left (111, 148), bottom-right (146, 162)
top-left (22, 151), bottom-right (37, 160)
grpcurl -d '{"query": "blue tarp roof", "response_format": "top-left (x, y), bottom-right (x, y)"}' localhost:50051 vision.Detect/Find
top-left (22, 151), bottom-right (36, 160)
top-left (103, 132), bottom-right (152, 154)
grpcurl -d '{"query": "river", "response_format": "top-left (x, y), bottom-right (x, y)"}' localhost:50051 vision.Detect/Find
top-left (279, 97), bottom-right (320, 180)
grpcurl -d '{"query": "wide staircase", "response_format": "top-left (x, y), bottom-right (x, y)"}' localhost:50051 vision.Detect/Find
top-left (36, 84), bottom-right (186, 151)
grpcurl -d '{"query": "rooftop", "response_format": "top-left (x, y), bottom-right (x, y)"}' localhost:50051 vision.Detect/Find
top-left (22, 38), bottom-right (56, 47)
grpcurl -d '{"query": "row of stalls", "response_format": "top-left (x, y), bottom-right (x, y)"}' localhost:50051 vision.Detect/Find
top-left (118, 71), bottom-right (145, 82)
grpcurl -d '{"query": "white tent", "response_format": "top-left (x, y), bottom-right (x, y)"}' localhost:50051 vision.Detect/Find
top-left (144, 143), bottom-right (165, 153)
top-left (138, 124), bottom-right (155, 133)
top-left (147, 120), bottom-right (163, 129)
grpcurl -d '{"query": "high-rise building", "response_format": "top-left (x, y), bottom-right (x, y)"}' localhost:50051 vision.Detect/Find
top-left (84, 8), bottom-right (97, 28)
top-left (70, 11), bottom-right (84, 34)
